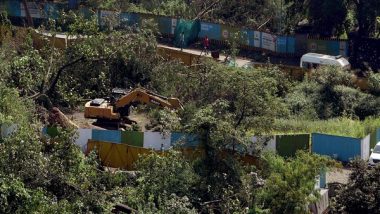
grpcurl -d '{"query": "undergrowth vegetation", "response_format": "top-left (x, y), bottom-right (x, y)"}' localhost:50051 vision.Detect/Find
top-left (0, 10), bottom-right (379, 213)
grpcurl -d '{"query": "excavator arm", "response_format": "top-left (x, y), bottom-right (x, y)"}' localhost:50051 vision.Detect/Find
top-left (84, 88), bottom-right (183, 124)
top-left (115, 88), bottom-right (183, 111)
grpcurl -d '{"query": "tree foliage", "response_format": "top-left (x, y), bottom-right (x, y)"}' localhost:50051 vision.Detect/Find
top-left (82, 0), bottom-right (380, 36)
top-left (257, 151), bottom-right (339, 214)
top-left (0, 6), bottom-right (379, 213)
top-left (331, 160), bottom-right (380, 213)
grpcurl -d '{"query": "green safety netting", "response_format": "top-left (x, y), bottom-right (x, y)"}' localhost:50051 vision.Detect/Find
top-left (174, 19), bottom-right (200, 48)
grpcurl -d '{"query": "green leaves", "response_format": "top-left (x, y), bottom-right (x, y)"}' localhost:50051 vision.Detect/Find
top-left (128, 151), bottom-right (198, 212)
top-left (332, 160), bottom-right (380, 213)
top-left (258, 151), bottom-right (339, 214)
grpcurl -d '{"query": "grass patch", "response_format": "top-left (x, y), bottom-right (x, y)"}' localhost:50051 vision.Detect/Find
top-left (267, 117), bottom-right (380, 138)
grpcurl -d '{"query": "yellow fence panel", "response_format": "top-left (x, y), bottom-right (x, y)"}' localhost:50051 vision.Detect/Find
top-left (87, 140), bottom-right (260, 170)
top-left (88, 140), bottom-right (156, 170)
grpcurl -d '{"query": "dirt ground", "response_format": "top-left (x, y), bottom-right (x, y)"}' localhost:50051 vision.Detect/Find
top-left (65, 110), bottom-right (152, 131)
top-left (327, 168), bottom-right (352, 184)
top-left (128, 111), bottom-right (151, 132)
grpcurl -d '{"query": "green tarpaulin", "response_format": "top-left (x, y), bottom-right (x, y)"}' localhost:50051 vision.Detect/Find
top-left (174, 19), bottom-right (201, 48)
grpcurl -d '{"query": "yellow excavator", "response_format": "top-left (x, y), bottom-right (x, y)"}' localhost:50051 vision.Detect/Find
top-left (84, 87), bottom-right (183, 127)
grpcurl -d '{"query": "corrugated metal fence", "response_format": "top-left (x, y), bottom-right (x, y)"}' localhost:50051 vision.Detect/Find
top-left (0, 1), bottom-right (350, 57)
top-left (311, 133), bottom-right (366, 162)
top-left (39, 126), bottom-right (379, 168)
top-left (275, 134), bottom-right (310, 158)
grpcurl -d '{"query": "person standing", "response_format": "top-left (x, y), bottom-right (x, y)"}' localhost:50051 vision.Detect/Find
top-left (180, 31), bottom-right (185, 51)
top-left (203, 35), bottom-right (210, 55)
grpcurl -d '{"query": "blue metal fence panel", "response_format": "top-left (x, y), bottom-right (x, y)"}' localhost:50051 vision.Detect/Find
top-left (327, 40), bottom-right (340, 56)
top-left (120, 12), bottom-right (139, 28)
top-left (68, 0), bottom-right (78, 9)
top-left (199, 21), bottom-right (221, 40)
top-left (78, 6), bottom-right (93, 19)
top-left (7, 0), bottom-right (21, 17)
top-left (247, 30), bottom-right (255, 47)
top-left (92, 129), bottom-right (121, 144)
top-left (276, 36), bottom-right (287, 53)
top-left (158, 16), bottom-right (172, 35)
top-left (311, 133), bottom-right (361, 162)
top-left (287, 37), bottom-right (295, 54)
top-left (170, 132), bottom-right (200, 148)
top-left (44, 3), bottom-right (60, 20)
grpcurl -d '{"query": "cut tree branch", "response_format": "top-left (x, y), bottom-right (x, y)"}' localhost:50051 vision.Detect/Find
top-left (46, 56), bottom-right (86, 95)
top-left (257, 17), bottom-right (273, 30)
top-left (194, 0), bottom-right (222, 20)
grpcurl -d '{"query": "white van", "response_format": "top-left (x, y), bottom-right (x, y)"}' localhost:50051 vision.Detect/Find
top-left (300, 53), bottom-right (350, 70)
top-left (369, 142), bottom-right (380, 166)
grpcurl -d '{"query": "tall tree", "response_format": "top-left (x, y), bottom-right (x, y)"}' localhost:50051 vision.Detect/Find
top-left (351, 0), bottom-right (380, 37)
top-left (309, 0), bottom-right (348, 37)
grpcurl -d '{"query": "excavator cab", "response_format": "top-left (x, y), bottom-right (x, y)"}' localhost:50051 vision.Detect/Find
top-left (109, 88), bottom-right (129, 105)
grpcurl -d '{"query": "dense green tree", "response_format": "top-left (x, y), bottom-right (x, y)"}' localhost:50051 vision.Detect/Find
top-left (127, 151), bottom-right (198, 213)
top-left (351, 0), bottom-right (380, 37)
top-left (187, 100), bottom-right (255, 213)
top-left (257, 151), bottom-right (339, 214)
top-left (283, 0), bottom-right (308, 33)
top-left (309, 0), bottom-right (348, 36)
top-left (285, 66), bottom-right (380, 119)
top-left (0, 84), bottom-right (131, 213)
top-left (331, 159), bottom-right (380, 213)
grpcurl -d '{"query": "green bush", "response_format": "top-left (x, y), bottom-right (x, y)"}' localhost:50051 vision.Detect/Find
top-left (331, 160), bottom-right (380, 213)
top-left (368, 72), bottom-right (380, 95)
top-left (127, 151), bottom-right (197, 211)
top-left (257, 151), bottom-right (339, 214)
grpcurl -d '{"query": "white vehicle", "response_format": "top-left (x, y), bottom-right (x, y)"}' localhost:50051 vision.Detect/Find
top-left (300, 53), bottom-right (351, 69)
top-left (369, 142), bottom-right (380, 166)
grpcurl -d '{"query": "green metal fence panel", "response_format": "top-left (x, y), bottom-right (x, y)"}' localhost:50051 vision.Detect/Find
top-left (121, 131), bottom-right (144, 147)
top-left (275, 134), bottom-right (310, 157)
top-left (307, 39), bottom-right (348, 57)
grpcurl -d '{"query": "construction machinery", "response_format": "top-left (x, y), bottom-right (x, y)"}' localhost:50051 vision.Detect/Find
top-left (84, 87), bottom-right (183, 127)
